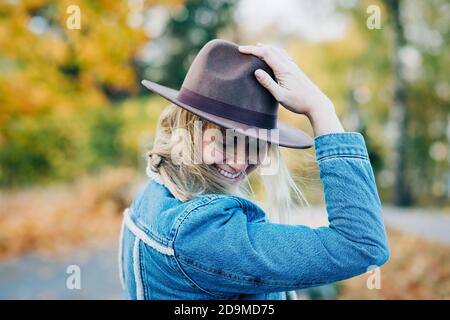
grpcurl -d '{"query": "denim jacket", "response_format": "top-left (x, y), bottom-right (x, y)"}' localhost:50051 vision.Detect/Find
top-left (118, 132), bottom-right (390, 300)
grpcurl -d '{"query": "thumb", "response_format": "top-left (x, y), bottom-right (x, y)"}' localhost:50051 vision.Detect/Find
top-left (254, 69), bottom-right (282, 99)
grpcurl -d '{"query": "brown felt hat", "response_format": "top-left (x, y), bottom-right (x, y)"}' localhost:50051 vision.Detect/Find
top-left (141, 38), bottom-right (313, 149)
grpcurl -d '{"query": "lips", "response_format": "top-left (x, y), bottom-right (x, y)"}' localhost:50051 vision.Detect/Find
top-left (212, 164), bottom-right (244, 180)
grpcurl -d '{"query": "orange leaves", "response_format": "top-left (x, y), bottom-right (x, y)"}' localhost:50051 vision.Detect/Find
top-left (0, 0), bottom-right (185, 122)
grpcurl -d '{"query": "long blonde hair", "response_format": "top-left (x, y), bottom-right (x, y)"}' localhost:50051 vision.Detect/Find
top-left (147, 103), bottom-right (309, 223)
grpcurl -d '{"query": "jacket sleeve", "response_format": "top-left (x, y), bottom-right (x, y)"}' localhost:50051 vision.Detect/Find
top-left (173, 132), bottom-right (390, 296)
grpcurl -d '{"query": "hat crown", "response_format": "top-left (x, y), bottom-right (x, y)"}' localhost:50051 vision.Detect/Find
top-left (180, 39), bottom-right (279, 118)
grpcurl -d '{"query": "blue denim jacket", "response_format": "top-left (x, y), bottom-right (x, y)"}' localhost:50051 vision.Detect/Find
top-left (118, 132), bottom-right (390, 300)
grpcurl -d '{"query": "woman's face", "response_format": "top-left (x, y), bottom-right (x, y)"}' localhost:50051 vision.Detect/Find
top-left (202, 125), bottom-right (267, 184)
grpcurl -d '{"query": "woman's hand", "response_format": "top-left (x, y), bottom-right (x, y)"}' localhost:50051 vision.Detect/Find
top-left (238, 43), bottom-right (345, 137)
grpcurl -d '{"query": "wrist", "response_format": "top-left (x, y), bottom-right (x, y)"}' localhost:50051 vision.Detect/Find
top-left (306, 103), bottom-right (345, 137)
top-left (305, 99), bottom-right (335, 120)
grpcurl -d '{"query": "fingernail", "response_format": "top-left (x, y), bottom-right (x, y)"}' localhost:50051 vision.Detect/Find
top-left (255, 69), bottom-right (263, 78)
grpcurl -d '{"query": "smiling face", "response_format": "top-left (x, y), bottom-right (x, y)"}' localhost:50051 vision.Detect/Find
top-left (150, 104), bottom-right (305, 222)
top-left (202, 124), bottom-right (267, 185)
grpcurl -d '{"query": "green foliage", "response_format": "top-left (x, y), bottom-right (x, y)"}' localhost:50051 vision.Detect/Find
top-left (338, 0), bottom-right (450, 205)
top-left (0, 0), bottom-right (448, 206)
top-left (0, 0), bottom-right (181, 123)
top-left (0, 97), bottom-right (167, 188)
top-left (139, 0), bottom-right (240, 88)
top-left (86, 110), bottom-right (123, 170)
top-left (0, 0), bottom-right (239, 188)
top-left (0, 115), bottom-right (76, 186)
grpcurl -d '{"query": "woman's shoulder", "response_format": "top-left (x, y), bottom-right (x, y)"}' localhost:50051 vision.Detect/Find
top-left (132, 175), bottom-right (267, 238)
top-left (179, 193), bottom-right (267, 228)
top-left (145, 167), bottom-right (265, 217)
top-left (172, 193), bottom-right (268, 266)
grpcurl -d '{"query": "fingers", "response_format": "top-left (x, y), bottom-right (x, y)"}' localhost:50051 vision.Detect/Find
top-left (254, 69), bottom-right (283, 99)
top-left (239, 43), bottom-right (293, 100)
top-left (238, 44), bottom-right (288, 72)
top-left (238, 44), bottom-right (264, 58)
top-left (274, 47), bottom-right (294, 62)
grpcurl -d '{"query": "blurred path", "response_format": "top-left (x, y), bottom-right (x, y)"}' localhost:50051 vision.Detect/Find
top-left (0, 245), bottom-right (122, 299)
top-left (293, 205), bottom-right (450, 246)
top-left (382, 206), bottom-right (450, 246)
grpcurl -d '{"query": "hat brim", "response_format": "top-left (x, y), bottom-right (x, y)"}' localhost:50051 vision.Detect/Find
top-left (142, 80), bottom-right (314, 149)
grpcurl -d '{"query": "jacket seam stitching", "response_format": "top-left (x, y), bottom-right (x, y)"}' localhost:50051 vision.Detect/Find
top-left (172, 251), bottom-right (229, 299)
top-left (177, 254), bottom-right (323, 287)
top-left (133, 237), bottom-right (144, 300)
top-left (139, 239), bottom-right (150, 299)
top-left (169, 195), bottom-right (237, 239)
top-left (135, 219), bottom-right (169, 245)
top-left (317, 154), bottom-right (369, 163)
top-left (124, 208), bottom-right (174, 256)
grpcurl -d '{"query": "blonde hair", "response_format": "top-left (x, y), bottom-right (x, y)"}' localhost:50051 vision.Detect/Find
top-left (147, 103), bottom-right (309, 223)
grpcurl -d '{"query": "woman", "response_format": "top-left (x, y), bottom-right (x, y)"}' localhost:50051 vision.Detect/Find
top-left (118, 39), bottom-right (390, 300)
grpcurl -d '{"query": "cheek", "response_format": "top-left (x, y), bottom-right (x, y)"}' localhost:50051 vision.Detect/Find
top-left (247, 144), bottom-right (267, 167)
top-left (202, 140), bottom-right (223, 165)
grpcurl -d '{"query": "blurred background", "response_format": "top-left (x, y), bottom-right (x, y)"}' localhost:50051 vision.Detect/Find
top-left (0, 0), bottom-right (449, 299)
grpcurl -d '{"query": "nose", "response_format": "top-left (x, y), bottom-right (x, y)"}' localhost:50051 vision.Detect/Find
top-left (225, 147), bottom-right (248, 172)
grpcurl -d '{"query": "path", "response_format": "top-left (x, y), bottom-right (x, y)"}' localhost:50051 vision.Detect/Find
top-left (291, 205), bottom-right (450, 245)
top-left (0, 245), bottom-right (122, 299)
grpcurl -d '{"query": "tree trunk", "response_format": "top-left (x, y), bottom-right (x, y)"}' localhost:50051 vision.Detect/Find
top-left (385, 0), bottom-right (412, 206)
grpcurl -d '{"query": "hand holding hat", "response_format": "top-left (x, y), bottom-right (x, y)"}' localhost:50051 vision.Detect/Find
top-left (238, 43), bottom-right (345, 137)
top-left (141, 39), bottom-right (343, 146)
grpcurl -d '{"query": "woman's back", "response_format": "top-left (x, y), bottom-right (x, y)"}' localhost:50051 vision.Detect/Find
top-left (119, 132), bottom-right (389, 300)
top-left (119, 178), bottom-right (289, 299)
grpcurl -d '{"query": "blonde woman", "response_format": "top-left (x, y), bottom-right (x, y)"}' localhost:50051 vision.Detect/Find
top-left (118, 39), bottom-right (389, 300)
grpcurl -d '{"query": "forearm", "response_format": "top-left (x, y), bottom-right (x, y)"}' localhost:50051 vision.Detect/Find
top-left (307, 100), bottom-right (388, 250)
top-left (315, 132), bottom-right (390, 266)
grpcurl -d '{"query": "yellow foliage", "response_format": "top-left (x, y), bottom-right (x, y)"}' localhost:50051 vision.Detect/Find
top-left (0, 0), bottom-right (184, 123)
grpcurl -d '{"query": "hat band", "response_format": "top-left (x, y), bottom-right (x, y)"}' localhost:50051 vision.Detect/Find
top-left (177, 87), bottom-right (277, 129)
